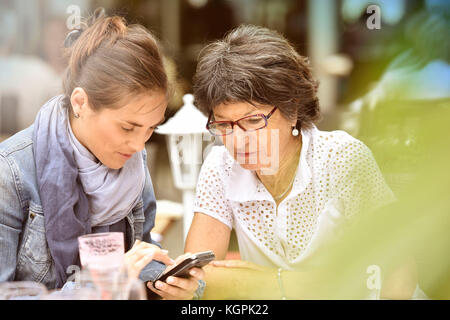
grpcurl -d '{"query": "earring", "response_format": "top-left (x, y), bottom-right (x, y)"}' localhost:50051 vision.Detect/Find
top-left (74, 112), bottom-right (80, 118)
top-left (292, 126), bottom-right (299, 137)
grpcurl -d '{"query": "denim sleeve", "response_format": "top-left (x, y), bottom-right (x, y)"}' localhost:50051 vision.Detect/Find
top-left (138, 260), bottom-right (166, 283)
top-left (0, 155), bottom-right (25, 282)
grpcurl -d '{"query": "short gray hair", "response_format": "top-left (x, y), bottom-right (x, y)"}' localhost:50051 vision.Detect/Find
top-left (193, 24), bottom-right (320, 129)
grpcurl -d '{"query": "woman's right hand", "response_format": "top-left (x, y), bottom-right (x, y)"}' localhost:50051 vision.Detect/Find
top-left (147, 253), bottom-right (205, 300)
top-left (124, 240), bottom-right (175, 279)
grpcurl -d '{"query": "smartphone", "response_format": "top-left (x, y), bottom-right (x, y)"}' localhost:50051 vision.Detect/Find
top-left (153, 251), bottom-right (215, 287)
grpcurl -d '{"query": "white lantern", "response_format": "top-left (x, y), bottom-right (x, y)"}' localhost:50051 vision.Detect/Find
top-left (156, 94), bottom-right (211, 239)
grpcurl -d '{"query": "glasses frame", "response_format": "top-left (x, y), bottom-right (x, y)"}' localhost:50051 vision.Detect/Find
top-left (206, 107), bottom-right (278, 136)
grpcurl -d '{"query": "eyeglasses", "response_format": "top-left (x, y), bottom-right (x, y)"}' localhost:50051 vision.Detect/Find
top-left (206, 107), bottom-right (277, 136)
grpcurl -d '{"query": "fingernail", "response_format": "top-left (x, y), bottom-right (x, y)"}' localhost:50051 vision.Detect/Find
top-left (190, 269), bottom-right (197, 276)
top-left (167, 277), bottom-right (175, 284)
top-left (162, 249), bottom-right (169, 254)
top-left (155, 281), bottom-right (164, 289)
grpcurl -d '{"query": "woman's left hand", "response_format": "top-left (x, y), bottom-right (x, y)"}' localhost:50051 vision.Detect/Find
top-left (147, 253), bottom-right (205, 300)
top-left (210, 259), bottom-right (268, 271)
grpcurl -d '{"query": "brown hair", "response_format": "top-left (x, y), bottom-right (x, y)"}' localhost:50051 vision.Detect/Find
top-left (193, 24), bottom-right (320, 129)
top-left (63, 8), bottom-right (168, 112)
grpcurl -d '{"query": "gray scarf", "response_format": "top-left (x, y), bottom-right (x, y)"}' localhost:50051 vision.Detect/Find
top-left (66, 109), bottom-right (144, 227)
top-left (33, 95), bottom-right (144, 287)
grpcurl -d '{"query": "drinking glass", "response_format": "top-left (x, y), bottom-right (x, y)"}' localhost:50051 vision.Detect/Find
top-left (0, 281), bottom-right (48, 300)
top-left (78, 232), bottom-right (124, 270)
top-left (40, 287), bottom-right (101, 300)
top-left (126, 278), bottom-right (147, 300)
top-left (79, 266), bottom-right (146, 300)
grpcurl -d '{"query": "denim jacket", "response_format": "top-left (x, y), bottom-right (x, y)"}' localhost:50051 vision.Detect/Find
top-left (0, 125), bottom-right (165, 288)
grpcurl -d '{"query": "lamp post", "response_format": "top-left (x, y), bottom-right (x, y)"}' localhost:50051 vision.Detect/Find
top-left (155, 94), bottom-right (211, 240)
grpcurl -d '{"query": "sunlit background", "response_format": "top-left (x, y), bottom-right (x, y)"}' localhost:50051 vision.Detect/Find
top-left (1, 0), bottom-right (448, 299)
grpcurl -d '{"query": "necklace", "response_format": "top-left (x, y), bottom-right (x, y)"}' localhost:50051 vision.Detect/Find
top-left (273, 169), bottom-right (297, 201)
top-left (260, 138), bottom-right (302, 202)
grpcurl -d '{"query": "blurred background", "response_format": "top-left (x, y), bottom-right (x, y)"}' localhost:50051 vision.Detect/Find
top-left (0, 0), bottom-right (448, 298)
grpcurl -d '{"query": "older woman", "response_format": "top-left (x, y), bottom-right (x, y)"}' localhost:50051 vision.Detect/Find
top-left (0, 10), bottom-right (203, 300)
top-left (185, 25), bottom-right (424, 299)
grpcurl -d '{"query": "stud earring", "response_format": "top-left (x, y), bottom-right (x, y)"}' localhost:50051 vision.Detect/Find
top-left (74, 112), bottom-right (80, 118)
top-left (291, 126), bottom-right (299, 137)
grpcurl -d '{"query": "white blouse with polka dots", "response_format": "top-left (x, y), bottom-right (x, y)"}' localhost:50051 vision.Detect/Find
top-left (193, 125), bottom-right (396, 270)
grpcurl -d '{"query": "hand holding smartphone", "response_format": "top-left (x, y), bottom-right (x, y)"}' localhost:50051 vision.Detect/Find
top-left (152, 251), bottom-right (215, 288)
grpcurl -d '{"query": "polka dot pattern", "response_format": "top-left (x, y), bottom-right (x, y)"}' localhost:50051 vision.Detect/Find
top-left (194, 127), bottom-right (395, 264)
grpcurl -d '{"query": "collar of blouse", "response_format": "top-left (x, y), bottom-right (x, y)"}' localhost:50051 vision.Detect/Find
top-left (223, 126), bottom-right (313, 204)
